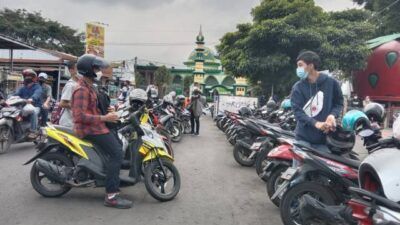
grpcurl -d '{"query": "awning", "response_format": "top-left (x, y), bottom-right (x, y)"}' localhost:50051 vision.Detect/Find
top-left (0, 34), bottom-right (35, 50)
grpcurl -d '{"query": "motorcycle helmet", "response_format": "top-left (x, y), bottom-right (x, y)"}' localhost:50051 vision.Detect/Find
top-left (22, 69), bottom-right (37, 78)
top-left (342, 110), bottom-right (370, 132)
top-left (38, 72), bottom-right (48, 80)
top-left (266, 99), bottom-right (277, 110)
top-left (77, 54), bottom-right (110, 78)
top-left (359, 148), bottom-right (400, 201)
top-left (129, 88), bottom-right (148, 111)
top-left (280, 99), bottom-right (292, 110)
top-left (364, 102), bottom-right (385, 123)
top-left (176, 95), bottom-right (186, 106)
top-left (238, 106), bottom-right (252, 117)
top-left (326, 126), bottom-right (356, 154)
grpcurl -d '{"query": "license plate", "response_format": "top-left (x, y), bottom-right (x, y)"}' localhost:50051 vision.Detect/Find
top-left (280, 167), bottom-right (297, 180)
top-left (250, 142), bottom-right (262, 150)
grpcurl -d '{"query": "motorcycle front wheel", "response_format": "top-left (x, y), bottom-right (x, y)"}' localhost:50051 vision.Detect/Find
top-left (0, 125), bottom-right (13, 154)
top-left (170, 121), bottom-right (182, 142)
top-left (144, 159), bottom-right (181, 202)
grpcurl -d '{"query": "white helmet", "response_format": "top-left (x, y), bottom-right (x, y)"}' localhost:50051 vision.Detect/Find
top-left (163, 94), bottom-right (174, 104)
top-left (38, 72), bottom-right (48, 80)
top-left (129, 88), bottom-right (148, 103)
top-left (170, 91), bottom-right (176, 98)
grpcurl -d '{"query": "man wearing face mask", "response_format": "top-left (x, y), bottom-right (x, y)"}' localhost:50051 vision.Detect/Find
top-left (38, 73), bottom-right (53, 126)
top-left (71, 54), bottom-right (132, 209)
top-left (290, 51), bottom-right (343, 152)
top-left (14, 69), bottom-right (43, 138)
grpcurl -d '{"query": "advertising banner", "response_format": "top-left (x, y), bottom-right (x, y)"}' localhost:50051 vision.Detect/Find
top-left (85, 23), bottom-right (105, 57)
top-left (217, 95), bottom-right (258, 113)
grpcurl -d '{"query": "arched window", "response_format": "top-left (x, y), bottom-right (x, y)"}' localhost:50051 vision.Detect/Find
top-left (222, 76), bottom-right (235, 87)
top-left (205, 76), bottom-right (219, 87)
top-left (172, 75), bottom-right (183, 85)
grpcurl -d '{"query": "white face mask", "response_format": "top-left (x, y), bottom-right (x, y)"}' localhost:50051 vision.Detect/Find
top-left (95, 71), bottom-right (103, 81)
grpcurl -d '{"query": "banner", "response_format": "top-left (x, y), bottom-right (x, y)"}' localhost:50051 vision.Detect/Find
top-left (85, 23), bottom-right (105, 57)
top-left (217, 95), bottom-right (258, 113)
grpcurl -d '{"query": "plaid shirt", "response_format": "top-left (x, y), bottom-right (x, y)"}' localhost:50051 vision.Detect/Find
top-left (71, 79), bottom-right (109, 138)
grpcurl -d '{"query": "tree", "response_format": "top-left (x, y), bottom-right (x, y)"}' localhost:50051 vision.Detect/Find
top-left (183, 75), bottom-right (193, 96)
top-left (0, 8), bottom-right (84, 56)
top-left (134, 71), bottom-right (146, 88)
top-left (353, 0), bottom-right (400, 35)
top-left (217, 0), bottom-right (375, 97)
top-left (154, 66), bottom-right (172, 97)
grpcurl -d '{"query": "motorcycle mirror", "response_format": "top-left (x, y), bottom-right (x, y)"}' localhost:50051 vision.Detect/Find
top-left (358, 129), bottom-right (374, 138)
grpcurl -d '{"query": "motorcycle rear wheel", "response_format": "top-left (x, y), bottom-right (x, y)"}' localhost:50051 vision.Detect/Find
top-left (30, 151), bottom-right (73, 198)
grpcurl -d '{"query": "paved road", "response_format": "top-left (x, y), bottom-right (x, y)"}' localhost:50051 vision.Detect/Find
top-left (0, 117), bottom-right (282, 225)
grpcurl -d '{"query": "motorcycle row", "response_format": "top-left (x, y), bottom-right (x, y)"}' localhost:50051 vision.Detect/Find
top-left (0, 93), bottom-right (199, 202)
top-left (215, 99), bottom-right (400, 225)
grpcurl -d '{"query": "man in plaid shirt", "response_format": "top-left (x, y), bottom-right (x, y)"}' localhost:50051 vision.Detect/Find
top-left (71, 54), bottom-right (132, 209)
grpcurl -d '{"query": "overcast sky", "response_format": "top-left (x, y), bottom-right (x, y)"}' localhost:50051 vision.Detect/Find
top-left (0, 0), bottom-right (359, 66)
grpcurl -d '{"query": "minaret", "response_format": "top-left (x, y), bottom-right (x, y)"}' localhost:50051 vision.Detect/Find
top-left (193, 25), bottom-right (205, 87)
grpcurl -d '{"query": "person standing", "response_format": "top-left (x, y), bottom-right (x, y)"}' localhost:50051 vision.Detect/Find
top-left (59, 61), bottom-right (79, 128)
top-left (291, 51), bottom-right (343, 152)
top-left (38, 73), bottom-right (52, 126)
top-left (189, 87), bottom-right (204, 135)
top-left (71, 54), bottom-right (132, 209)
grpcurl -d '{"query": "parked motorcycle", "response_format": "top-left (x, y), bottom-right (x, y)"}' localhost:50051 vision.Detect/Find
top-left (299, 138), bottom-right (400, 225)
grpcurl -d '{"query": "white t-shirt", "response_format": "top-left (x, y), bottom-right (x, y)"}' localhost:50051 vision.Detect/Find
top-left (59, 79), bottom-right (78, 128)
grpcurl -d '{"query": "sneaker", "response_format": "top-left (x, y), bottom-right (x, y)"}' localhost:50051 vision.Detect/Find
top-left (104, 193), bottom-right (133, 209)
top-left (28, 132), bottom-right (39, 139)
top-left (195, 132), bottom-right (199, 136)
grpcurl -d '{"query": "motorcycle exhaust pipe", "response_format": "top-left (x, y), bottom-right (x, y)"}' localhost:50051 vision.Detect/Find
top-left (35, 159), bottom-right (67, 184)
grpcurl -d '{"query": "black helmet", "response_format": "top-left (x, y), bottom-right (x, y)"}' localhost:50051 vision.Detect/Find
top-left (77, 54), bottom-right (110, 78)
top-left (326, 126), bottom-right (356, 154)
top-left (266, 99), bottom-right (277, 110)
top-left (364, 102), bottom-right (385, 123)
top-left (238, 106), bottom-right (252, 117)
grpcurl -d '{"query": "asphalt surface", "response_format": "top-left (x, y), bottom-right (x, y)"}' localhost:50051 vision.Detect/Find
top-left (0, 117), bottom-right (283, 225)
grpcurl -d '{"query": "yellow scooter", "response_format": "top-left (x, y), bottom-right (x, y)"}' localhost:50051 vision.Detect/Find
top-left (24, 106), bottom-right (181, 201)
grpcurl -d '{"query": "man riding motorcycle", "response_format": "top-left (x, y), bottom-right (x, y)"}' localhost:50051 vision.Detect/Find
top-left (13, 69), bottom-right (43, 138)
top-left (71, 54), bottom-right (132, 209)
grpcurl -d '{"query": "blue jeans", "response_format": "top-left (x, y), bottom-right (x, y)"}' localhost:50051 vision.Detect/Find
top-left (30, 107), bottom-right (41, 131)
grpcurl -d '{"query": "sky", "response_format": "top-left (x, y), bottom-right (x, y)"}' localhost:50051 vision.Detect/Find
top-left (0, 0), bottom-right (360, 66)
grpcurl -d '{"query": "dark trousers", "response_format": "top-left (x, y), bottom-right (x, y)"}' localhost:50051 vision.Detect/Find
top-left (40, 107), bottom-right (49, 126)
top-left (190, 111), bottom-right (200, 134)
top-left (85, 132), bottom-right (123, 193)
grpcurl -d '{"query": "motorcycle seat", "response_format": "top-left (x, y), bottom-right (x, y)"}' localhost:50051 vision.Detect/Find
top-left (53, 125), bottom-right (75, 136)
top-left (294, 143), bottom-right (361, 169)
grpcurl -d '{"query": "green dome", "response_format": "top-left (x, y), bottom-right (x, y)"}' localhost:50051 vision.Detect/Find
top-left (187, 47), bottom-right (219, 64)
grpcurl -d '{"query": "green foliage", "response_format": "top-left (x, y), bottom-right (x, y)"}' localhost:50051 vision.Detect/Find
top-left (217, 0), bottom-right (375, 97)
top-left (183, 75), bottom-right (193, 95)
top-left (0, 8), bottom-right (84, 56)
top-left (353, 0), bottom-right (400, 35)
top-left (134, 71), bottom-right (146, 88)
top-left (154, 66), bottom-right (172, 97)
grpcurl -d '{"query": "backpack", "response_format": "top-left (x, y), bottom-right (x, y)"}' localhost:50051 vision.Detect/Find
top-left (50, 102), bottom-right (64, 125)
